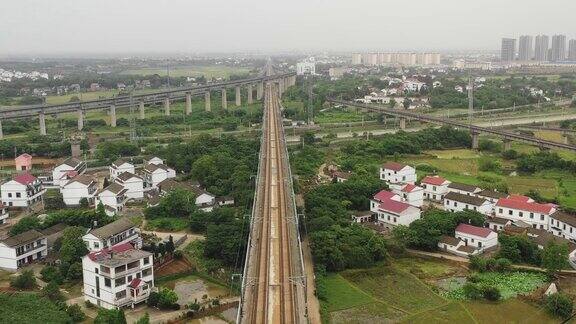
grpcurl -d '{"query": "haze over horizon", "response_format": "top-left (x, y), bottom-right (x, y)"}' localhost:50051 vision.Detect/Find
top-left (1, 0), bottom-right (576, 56)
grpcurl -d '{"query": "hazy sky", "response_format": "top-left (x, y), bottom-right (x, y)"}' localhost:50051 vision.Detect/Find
top-left (1, 0), bottom-right (575, 55)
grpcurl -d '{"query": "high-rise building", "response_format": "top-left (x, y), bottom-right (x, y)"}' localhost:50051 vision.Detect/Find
top-left (568, 39), bottom-right (576, 61)
top-left (501, 38), bottom-right (516, 62)
top-left (534, 35), bottom-right (549, 61)
top-left (551, 34), bottom-right (567, 62)
top-left (518, 35), bottom-right (533, 61)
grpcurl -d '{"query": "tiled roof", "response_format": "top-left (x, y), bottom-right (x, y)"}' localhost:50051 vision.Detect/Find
top-left (421, 175), bottom-right (447, 186)
top-left (457, 245), bottom-right (476, 253)
top-left (455, 223), bottom-right (494, 238)
top-left (382, 162), bottom-right (408, 172)
top-left (444, 192), bottom-right (487, 206)
top-left (496, 198), bottom-right (555, 214)
top-left (61, 157), bottom-right (82, 168)
top-left (373, 190), bottom-right (398, 202)
top-left (402, 184), bottom-right (421, 193)
top-left (2, 230), bottom-right (44, 247)
top-left (439, 235), bottom-right (461, 246)
top-left (88, 217), bottom-right (135, 240)
top-left (378, 199), bottom-right (410, 214)
top-left (129, 278), bottom-right (142, 288)
top-left (116, 172), bottom-right (142, 182)
top-left (16, 153), bottom-right (32, 160)
top-left (550, 211), bottom-right (576, 228)
top-left (488, 217), bottom-right (511, 225)
top-left (112, 158), bottom-right (132, 167)
top-left (507, 195), bottom-right (532, 203)
top-left (100, 183), bottom-right (127, 195)
top-left (448, 182), bottom-right (479, 193)
top-left (14, 173), bottom-right (37, 185)
top-left (478, 190), bottom-right (508, 200)
top-left (65, 175), bottom-right (95, 187)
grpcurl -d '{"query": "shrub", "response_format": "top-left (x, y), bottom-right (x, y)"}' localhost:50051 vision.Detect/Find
top-left (545, 293), bottom-right (574, 319)
top-left (157, 288), bottom-right (179, 310)
top-left (42, 281), bottom-right (65, 302)
top-left (469, 256), bottom-right (487, 272)
top-left (66, 262), bottom-right (83, 280)
top-left (147, 291), bottom-right (159, 307)
top-left (41, 265), bottom-right (64, 284)
top-left (94, 308), bottom-right (127, 324)
top-left (463, 283), bottom-right (483, 300)
top-left (10, 270), bottom-right (36, 289)
top-left (66, 304), bottom-right (86, 322)
top-left (502, 149), bottom-right (519, 160)
top-left (482, 285), bottom-right (501, 301)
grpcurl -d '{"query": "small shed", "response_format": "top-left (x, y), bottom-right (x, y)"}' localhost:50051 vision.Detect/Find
top-left (15, 153), bottom-right (32, 171)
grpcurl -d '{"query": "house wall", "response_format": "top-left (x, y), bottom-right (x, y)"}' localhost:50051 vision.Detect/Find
top-left (380, 167), bottom-right (416, 184)
top-left (550, 219), bottom-right (576, 242)
top-left (495, 206), bottom-right (551, 230)
top-left (110, 164), bottom-right (135, 180)
top-left (444, 199), bottom-right (493, 216)
top-left (422, 183), bottom-right (449, 201)
top-left (115, 178), bottom-right (144, 200)
top-left (376, 208), bottom-right (420, 228)
top-left (455, 232), bottom-right (498, 252)
top-left (62, 182), bottom-right (95, 206)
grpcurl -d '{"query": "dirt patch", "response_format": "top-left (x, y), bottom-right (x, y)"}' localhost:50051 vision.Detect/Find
top-left (155, 258), bottom-right (193, 277)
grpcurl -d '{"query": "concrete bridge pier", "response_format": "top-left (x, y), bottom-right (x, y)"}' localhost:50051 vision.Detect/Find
top-left (110, 104), bottom-right (117, 127)
top-left (221, 89), bottom-right (227, 109)
top-left (503, 138), bottom-right (512, 151)
top-left (471, 131), bottom-right (480, 149)
top-left (164, 97), bottom-right (171, 116)
top-left (278, 79), bottom-right (284, 96)
top-left (185, 92), bottom-right (192, 115)
top-left (39, 111), bottom-right (47, 135)
top-left (235, 86), bottom-right (241, 106)
top-left (257, 82), bottom-right (263, 100)
top-left (77, 109), bottom-right (84, 131)
top-left (139, 100), bottom-right (145, 119)
top-left (399, 117), bottom-right (406, 130)
top-left (0, 120), bottom-right (3, 139)
top-left (247, 85), bottom-right (253, 105)
top-left (205, 91), bottom-right (211, 112)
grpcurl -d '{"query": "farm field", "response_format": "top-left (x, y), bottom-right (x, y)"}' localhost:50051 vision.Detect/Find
top-left (120, 65), bottom-right (252, 79)
top-left (320, 257), bottom-right (557, 323)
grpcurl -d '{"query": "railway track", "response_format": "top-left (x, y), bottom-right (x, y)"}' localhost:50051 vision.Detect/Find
top-left (239, 80), bottom-right (305, 323)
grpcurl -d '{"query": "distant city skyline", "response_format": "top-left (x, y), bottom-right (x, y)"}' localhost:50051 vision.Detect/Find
top-left (1, 0), bottom-right (576, 55)
top-left (501, 33), bottom-right (575, 62)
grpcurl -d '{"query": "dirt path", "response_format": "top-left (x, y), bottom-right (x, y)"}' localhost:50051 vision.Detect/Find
top-left (302, 237), bottom-right (321, 324)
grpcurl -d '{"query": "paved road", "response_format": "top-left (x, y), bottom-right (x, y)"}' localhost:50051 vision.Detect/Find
top-left (302, 237), bottom-right (321, 324)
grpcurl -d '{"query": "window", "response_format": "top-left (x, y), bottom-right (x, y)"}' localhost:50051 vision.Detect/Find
top-left (508, 210), bottom-right (513, 215)
top-left (478, 242), bottom-right (482, 248)
top-left (499, 208), bottom-right (503, 214)
top-left (540, 225), bottom-right (544, 229)
top-left (7, 193), bottom-right (12, 198)
top-left (540, 215), bottom-right (545, 221)
top-left (433, 186), bottom-right (437, 191)
top-left (454, 202), bottom-right (457, 207)
top-left (473, 206), bottom-right (477, 211)
top-left (530, 213), bottom-right (534, 219)
top-left (104, 278), bottom-right (111, 287)
top-left (519, 212), bottom-right (523, 217)
top-left (143, 257), bottom-right (150, 265)
top-left (445, 200), bottom-right (449, 205)
top-left (94, 242), bottom-right (99, 249)
top-left (116, 291), bottom-right (126, 300)
top-left (95, 268), bottom-right (99, 274)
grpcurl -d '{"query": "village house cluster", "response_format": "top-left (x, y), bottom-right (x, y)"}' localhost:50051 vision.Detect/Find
top-left (348, 161), bottom-right (576, 265)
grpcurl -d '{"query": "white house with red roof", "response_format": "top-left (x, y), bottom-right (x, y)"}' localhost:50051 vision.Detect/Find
top-left (455, 223), bottom-right (498, 252)
top-left (390, 183), bottom-right (424, 207)
top-left (82, 243), bottom-right (154, 309)
top-left (420, 175), bottom-right (451, 201)
top-left (370, 190), bottom-right (401, 212)
top-left (495, 195), bottom-right (556, 230)
top-left (0, 173), bottom-right (45, 207)
top-left (374, 198), bottom-right (421, 228)
top-left (379, 162), bottom-right (416, 184)
top-left (52, 157), bottom-right (87, 187)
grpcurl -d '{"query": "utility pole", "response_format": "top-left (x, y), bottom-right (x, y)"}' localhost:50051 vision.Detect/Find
top-left (129, 94), bottom-right (136, 141)
top-left (468, 74), bottom-right (473, 124)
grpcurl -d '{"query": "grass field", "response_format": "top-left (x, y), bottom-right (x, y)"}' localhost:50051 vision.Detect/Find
top-left (120, 65), bottom-right (251, 79)
top-left (320, 257), bottom-right (557, 323)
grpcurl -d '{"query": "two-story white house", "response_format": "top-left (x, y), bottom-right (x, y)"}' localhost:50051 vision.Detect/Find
top-left (114, 172), bottom-right (144, 200)
top-left (1, 173), bottom-right (46, 207)
top-left (82, 243), bottom-right (154, 309)
top-left (110, 159), bottom-right (135, 180)
top-left (96, 183), bottom-right (128, 216)
top-left (61, 175), bottom-right (97, 206)
top-left (420, 175), bottom-right (451, 201)
top-left (52, 157), bottom-right (87, 187)
top-left (495, 196), bottom-right (556, 230)
top-left (379, 162), bottom-right (416, 185)
top-left (476, 190), bottom-right (508, 205)
top-left (142, 164), bottom-right (176, 189)
top-left (447, 182), bottom-right (481, 196)
top-left (0, 230), bottom-right (47, 271)
top-left (82, 217), bottom-right (142, 252)
top-left (455, 223), bottom-right (498, 252)
top-left (374, 198), bottom-right (421, 229)
top-left (146, 156), bottom-right (164, 166)
top-left (390, 183), bottom-right (424, 207)
top-left (549, 211), bottom-right (576, 242)
top-left (443, 192), bottom-right (493, 216)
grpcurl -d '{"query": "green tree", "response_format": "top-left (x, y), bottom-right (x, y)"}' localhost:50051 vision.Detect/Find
top-left (10, 270), bottom-right (36, 289)
top-left (9, 216), bottom-right (40, 235)
top-left (60, 227), bottom-right (89, 266)
top-left (41, 281), bottom-right (65, 303)
top-left (66, 304), bottom-right (86, 323)
top-left (79, 197), bottom-right (90, 209)
top-left (541, 241), bottom-right (570, 274)
top-left (157, 288), bottom-right (179, 309)
top-left (94, 308), bottom-right (127, 324)
top-left (41, 265), bottom-right (64, 284)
